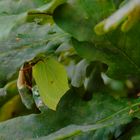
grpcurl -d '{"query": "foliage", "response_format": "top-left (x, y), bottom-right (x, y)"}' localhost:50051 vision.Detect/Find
top-left (0, 0), bottom-right (140, 139)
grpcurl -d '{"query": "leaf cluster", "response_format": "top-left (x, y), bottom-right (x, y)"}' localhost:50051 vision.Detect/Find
top-left (0, 0), bottom-right (140, 140)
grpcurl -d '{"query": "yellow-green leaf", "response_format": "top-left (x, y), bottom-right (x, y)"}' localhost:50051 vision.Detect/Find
top-left (0, 95), bottom-right (27, 122)
top-left (33, 57), bottom-right (69, 110)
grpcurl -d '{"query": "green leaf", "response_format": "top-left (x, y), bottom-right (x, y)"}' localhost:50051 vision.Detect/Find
top-left (132, 136), bottom-right (140, 140)
top-left (0, 95), bottom-right (29, 122)
top-left (33, 57), bottom-right (69, 110)
top-left (53, 0), bottom-right (115, 42)
top-left (0, 0), bottom-right (46, 14)
top-left (95, 0), bottom-right (140, 34)
top-left (0, 23), bottom-right (70, 85)
top-left (0, 13), bottom-right (26, 40)
top-left (0, 0), bottom-right (69, 84)
top-left (0, 0), bottom-right (66, 40)
top-left (0, 80), bottom-right (18, 106)
top-left (53, 0), bottom-right (140, 80)
top-left (116, 120), bottom-right (140, 140)
top-left (0, 0), bottom-right (43, 40)
top-left (0, 92), bottom-right (139, 140)
top-left (72, 28), bottom-right (140, 80)
top-left (29, 124), bottom-right (115, 140)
